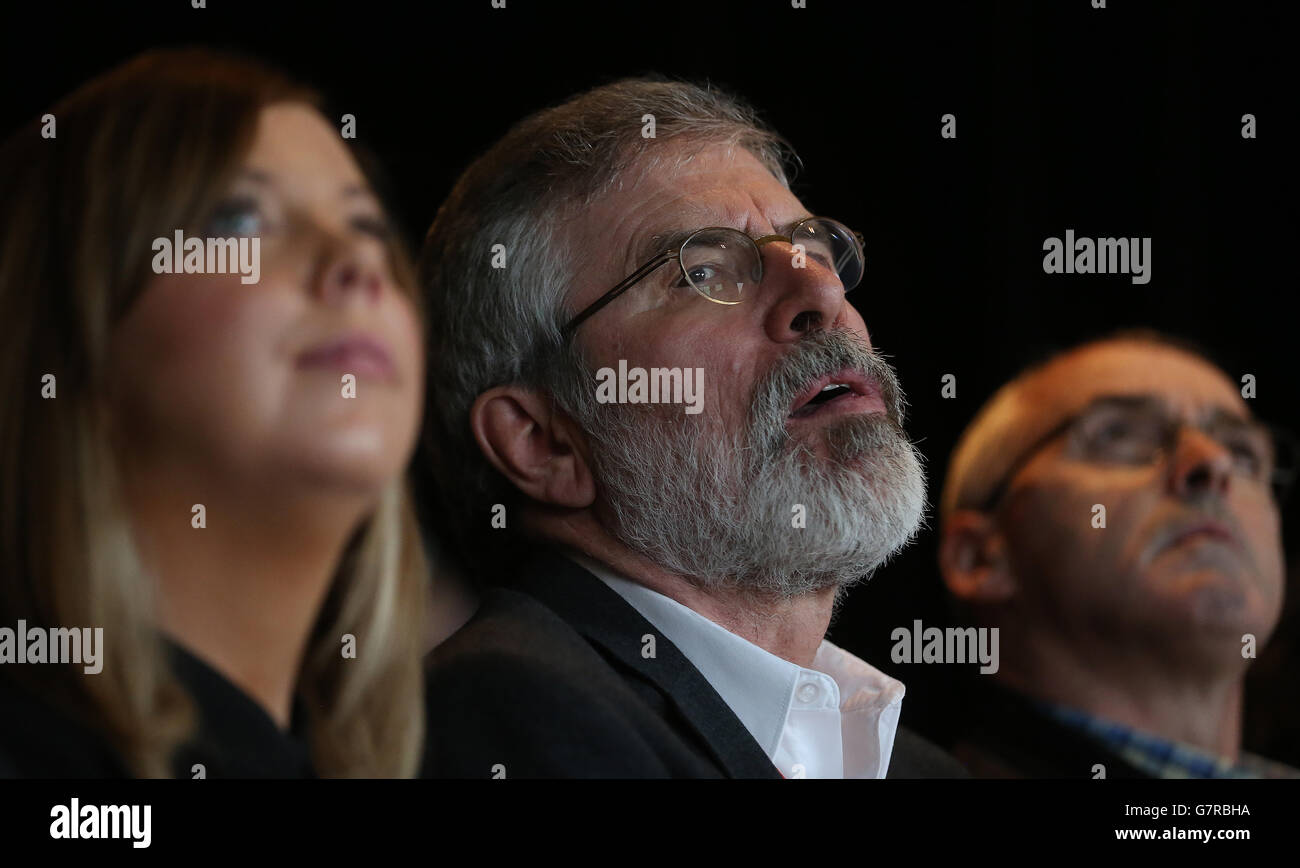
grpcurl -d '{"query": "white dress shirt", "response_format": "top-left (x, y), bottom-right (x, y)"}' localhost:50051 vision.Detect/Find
top-left (571, 554), bottom-right (906, 779)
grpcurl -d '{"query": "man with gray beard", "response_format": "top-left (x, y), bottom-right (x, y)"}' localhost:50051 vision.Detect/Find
top-left (567, 328), bottom-right (924, 599)
top-left (417, 78), bottom-right (964, 778)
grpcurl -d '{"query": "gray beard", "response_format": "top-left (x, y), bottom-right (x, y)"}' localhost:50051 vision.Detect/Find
top-left (560, 328), bottom-right (927, 600)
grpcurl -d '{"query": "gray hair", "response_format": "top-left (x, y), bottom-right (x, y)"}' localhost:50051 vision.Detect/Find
top-left (418, 77), bottom-right (796, 566)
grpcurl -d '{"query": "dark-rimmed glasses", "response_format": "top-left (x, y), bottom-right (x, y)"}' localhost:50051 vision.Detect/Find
top-left (978, 394), bottom-right (1298, 511)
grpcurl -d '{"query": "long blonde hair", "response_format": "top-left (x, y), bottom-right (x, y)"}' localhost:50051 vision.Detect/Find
top-left (0, 49), bottom-right (428, 777)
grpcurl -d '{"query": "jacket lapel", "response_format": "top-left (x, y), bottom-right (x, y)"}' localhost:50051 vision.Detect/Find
top-left (511, 548), bottom-right (782, 779)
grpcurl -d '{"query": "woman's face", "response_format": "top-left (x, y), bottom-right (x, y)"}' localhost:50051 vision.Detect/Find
top-left (110, 102), bottom-right (424, 502)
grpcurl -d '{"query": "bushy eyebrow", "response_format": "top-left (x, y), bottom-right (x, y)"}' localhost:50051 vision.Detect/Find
top-left (633, 216), bottom-right (811, 270)
top-left (635, 227), bottom-right (696, 267)
top-left (1202, 405), bottom-right (1258, 431)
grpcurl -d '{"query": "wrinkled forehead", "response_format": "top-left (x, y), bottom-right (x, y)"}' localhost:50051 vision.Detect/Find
top-left (563, 143), bottom-right (798, 271)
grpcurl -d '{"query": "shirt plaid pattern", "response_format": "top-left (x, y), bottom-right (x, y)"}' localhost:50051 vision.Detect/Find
top-left (1035, 699), bottom-right (1300, 779)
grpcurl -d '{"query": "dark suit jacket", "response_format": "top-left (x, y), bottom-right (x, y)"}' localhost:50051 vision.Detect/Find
top-left (952, 681), bottom-right (1150, 778)
top-left (422, 548), bottom-right (966, 778)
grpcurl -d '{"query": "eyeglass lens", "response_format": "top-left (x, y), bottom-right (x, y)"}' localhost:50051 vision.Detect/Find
top-left (678, 218), bottom-right (864, 303)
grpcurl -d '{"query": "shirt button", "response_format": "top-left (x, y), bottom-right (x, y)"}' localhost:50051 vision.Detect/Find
top-left (797, 682), bottom-right (819, 704)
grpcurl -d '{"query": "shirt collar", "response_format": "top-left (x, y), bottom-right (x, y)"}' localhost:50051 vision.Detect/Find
top-left (568, 553), bottom-right (905, 774)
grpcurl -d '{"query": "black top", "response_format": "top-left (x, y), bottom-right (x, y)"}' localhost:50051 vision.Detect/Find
top-left (951, 680), bottom-right (1149, 778)
top-left (0, 639), bottom-right (315, 778)
top-left (423, 546), bottom-right (968, 778)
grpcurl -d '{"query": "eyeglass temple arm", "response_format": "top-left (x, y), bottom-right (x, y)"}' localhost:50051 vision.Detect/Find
top-left (561, 251), bottom-right (676, 336)
top-left (976, 414), bottom-right (1077, 512)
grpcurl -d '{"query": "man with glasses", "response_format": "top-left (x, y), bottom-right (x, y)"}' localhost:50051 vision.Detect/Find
top-left (939, 331), bottom-right (1297, 778)
top-left (417, 78), bottom-right (962, 777)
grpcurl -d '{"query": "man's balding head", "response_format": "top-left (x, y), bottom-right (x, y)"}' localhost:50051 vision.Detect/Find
top-left (942, 333), bottom-right (1255, 518)
top-left (939, 332), bottom-right (1285, 680)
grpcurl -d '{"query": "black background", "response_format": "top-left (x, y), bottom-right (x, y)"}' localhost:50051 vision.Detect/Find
top-left (5, 779), bottom-right (1289, 855)
top-left (3, 0), bottom-right (1295, 761)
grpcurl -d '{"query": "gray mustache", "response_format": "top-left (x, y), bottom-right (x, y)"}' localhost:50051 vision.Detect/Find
top-left (749, 328), bottom-right (907, 433)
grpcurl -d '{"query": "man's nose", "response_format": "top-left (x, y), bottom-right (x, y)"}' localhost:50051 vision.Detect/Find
top-left (310, 226), bottom-right (386, 307)
top-left (758, 240), bottom-right (848, 343)
top-left (1167, 427), bottom-right (1234, 499)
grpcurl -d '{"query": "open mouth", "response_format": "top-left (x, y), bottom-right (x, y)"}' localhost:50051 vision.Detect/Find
top-left (788, 370), bottom-right (886, 420)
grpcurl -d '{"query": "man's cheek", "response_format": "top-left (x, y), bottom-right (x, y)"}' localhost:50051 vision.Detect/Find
top-left (1007, 493), bottom-right (1073, 570)
top-left (1244, 520), bottom-right (1286, 599)
top-left (1018, 488), bottom-right (1117, 576)
top-left (1087, 492), bottom-right (1152, 575)
top-left (839, 301), bottom-right (870, 340)
top-left (1239, 498), bottom-right (1283, 563)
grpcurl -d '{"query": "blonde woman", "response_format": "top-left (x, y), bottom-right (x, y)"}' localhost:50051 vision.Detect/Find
top-left (0, 49), bottom-right (429, 777)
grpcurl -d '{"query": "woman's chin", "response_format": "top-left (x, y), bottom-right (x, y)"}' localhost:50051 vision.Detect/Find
top-left (266, 435), bottom-right (409, 499)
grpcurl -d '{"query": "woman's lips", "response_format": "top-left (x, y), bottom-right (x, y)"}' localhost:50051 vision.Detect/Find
top-left (296, 333), bottom-right (396, 380)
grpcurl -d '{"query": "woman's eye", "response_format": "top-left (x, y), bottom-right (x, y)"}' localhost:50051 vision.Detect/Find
top-left (351, 214), bottom-right (392, 240)
top-left (203, 198), bottom-right (264, 237)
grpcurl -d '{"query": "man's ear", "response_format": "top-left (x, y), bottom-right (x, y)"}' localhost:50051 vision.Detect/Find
top-left (469, 385), bottom-right (596, 509)
top-left (939, 509), bottom-right (1017, 604)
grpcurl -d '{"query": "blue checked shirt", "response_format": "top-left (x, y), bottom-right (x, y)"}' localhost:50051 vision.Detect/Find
top-left (1036, 699), bottom-right (1300, 779)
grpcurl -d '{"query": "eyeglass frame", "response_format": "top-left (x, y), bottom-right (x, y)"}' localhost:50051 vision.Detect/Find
top-left (560, 216), bottom-right (866, 339)
top-left (976, 393), bottom-right (1298, 512)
